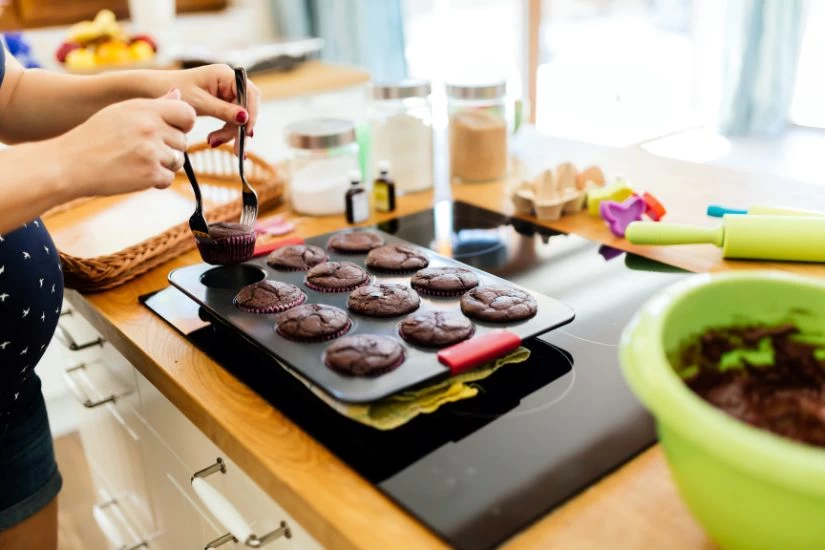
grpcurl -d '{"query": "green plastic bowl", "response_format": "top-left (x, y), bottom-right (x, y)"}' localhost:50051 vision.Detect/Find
top-left (619, 271), bottom-right (825, 550)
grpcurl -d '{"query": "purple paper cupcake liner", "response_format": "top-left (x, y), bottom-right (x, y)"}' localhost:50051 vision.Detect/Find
top-left (197, 233), bottom-right (256, 265)
top-left (235, 292), bottom-right (307, 314)
top-left (410, 285), bottom-right (476, 298)
top-left (276, 319), bottom-right (352, 342)
top-left (304, 277), bottom-right (370, 293)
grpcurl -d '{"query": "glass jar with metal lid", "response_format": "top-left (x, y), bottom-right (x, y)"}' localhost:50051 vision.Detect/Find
top-left (446, 80), bottom-right (508, 183)
top-left (369, 79), bottom-right (433, 193)
top-left (285, 118), bottom-right (360, 216)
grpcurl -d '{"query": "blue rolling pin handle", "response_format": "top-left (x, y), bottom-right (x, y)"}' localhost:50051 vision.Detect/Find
top-left (707, 205), bottom-right (748, 218)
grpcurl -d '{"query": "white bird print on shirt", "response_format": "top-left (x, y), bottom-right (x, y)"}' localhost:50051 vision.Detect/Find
top-left (22, 251), bottom-right (30, 260)
top-left (39, 278), bottom-right (44, 288)
top-left (19, 347), bottom-right (28, 355)
top-left (0, 235), bottom-right (4, 242)
top-left (44, 245), bottom-right (50, 254)
top-left (22, 307), bottom-right (30, 318)
top-left (0, 293), bottom-right (8, 302)
top-left (0, 265), bottom-right (4, 275)
top-left (40, 312), bottom-right (45, 322)
top-left (51, 284), bottom-right (55, 294)
top-left (33, 220), bottom-right (39, 227)
top-left (55, 307), bottom-right (60, 314)
top-left (0, 342), bottom-right (9, 350)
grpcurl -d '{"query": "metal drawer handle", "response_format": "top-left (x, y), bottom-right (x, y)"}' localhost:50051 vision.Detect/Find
top-left (192, 458), bottom-right (292, 548)
top-left (56, 318), bottom-right (105, 351)
top-left (92, 498), bottom-right (149, 550)
top-left (62, 363), bottom-right (119, 408)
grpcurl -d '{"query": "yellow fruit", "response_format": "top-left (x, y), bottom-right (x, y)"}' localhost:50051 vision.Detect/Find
top-left (96, 41), bottom-right (131, 65)
top-left (128, 40), bottom-right (154, 62)
top-left (65, 48), bottom-right (96, 71)
top-left (94, 9), bottom-right (116, 26)
top-left (68, 21), bottom-right (102, 44)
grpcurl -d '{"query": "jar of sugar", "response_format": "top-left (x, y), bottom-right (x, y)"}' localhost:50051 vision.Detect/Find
top-left (368, 80), bottom-right (433, 194)
top-left (285, 119), bottom-right (360, 216)
top-left (447, 80), bottom-right (508, 183)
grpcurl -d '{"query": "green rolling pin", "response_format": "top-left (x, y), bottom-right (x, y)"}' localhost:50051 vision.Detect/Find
top-left (626, 215), bottom-right (825, 262)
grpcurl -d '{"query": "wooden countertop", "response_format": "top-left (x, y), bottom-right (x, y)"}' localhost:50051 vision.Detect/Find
top-left (250, 61), bottom-right (370, 101)
top-left (55, 143), bottom-right (825, 549)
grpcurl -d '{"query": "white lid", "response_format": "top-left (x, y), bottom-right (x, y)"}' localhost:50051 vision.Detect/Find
top-left (377, 160), bottom-right (391, 173)
top-left (349, 169), bottom-right (362, 183)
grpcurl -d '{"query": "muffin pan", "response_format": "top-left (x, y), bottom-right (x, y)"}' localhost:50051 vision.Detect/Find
top-left (168, 229), bottom-right (575, 403)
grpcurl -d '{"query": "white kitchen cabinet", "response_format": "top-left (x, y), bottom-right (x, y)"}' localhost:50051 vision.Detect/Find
top-left (66, 355), bottom-right (157, 543)
top-left (58, 305), bottom-right (319, 549)
top-left (136, 369), bottom-right (321, 549)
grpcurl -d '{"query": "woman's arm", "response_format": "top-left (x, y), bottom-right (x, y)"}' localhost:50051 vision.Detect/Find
top-left (0, 90), bottom-right (196, 234)
top-left (0, 53), bottom-right (259, 145)
top-left (0, 139), bottom-right (75, 231)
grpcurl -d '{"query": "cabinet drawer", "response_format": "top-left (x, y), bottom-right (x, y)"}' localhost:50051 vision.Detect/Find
top-left (55, 305), bottom-right (106, 358)
top-left (136, 417), bottom-right (227, 550)
top-left (220, 455), bottom-right (322, 550)
top-left (67, 357), bottom-right (156, 537)
top-left (136, 370), bottom-right (320, 548)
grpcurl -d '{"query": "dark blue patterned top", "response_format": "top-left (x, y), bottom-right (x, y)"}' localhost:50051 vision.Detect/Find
top-left (0, 46), bottom-right (65, 416)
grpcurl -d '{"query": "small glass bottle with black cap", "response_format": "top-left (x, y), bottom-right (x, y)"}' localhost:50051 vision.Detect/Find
top-left (345, 170), bottom-right (369, 224)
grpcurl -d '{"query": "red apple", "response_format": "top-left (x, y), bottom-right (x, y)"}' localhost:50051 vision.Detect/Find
top-left (129, 34), bottom-right (157, 52)
top-left (55, 41), bottom-right (81, 63)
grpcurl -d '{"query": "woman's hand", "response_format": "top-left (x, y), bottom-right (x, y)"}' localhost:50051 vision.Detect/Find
top-left (55, 89), bottom-right (196, 198)
top-left (153, 65), bottom-right (261, 154)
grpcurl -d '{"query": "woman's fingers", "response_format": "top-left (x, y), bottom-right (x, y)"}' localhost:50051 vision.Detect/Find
top-left (162, 127), bottom-right (187, 153)
top-left (207, 123), bottom-right (236, 149)
top-left (245, 82), bottom-right (260, 137)
top-left (154, 165), bottom-right (176, 189)
top-left (156, 96), bottom-right (197, 132)
top-left (198, 89), bottom-right (248, 128)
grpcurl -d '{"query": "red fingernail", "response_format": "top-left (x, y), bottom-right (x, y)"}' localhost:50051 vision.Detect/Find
top-left (236, 110), bottom-right (248, 124)
top-left (210, 138), bottom-right (221, 148)
top-left (249, 128), bottom-right (254, 137)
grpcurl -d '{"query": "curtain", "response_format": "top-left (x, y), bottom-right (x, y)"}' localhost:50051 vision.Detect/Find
top-left (270, 0), bottom-right (408, 81)
top-left (718, 0), bottom-right (806, 136)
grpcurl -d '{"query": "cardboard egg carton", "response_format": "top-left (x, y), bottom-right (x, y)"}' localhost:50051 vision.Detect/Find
top-left (512, 164), bottom-right (606, 221)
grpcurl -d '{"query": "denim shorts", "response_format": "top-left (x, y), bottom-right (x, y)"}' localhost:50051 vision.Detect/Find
top-left (0, 373), bottom-right (63, 531)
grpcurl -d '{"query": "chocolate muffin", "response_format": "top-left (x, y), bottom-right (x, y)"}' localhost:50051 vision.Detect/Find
top-left (347, 283), bottom-right (420, 318)
top-left (327, 231), bottom-right (385, 253)
top-left (410, 267), bottom-right (479, 297)
top-left (399, 310), bottom-right (475, 348)
top-left (365, 245), bottom-right (429, 273)
top-left (197, 222), bottom-right (256, 265)
top-left (324, 335), bottom-right (405, 376)
top-left (305, 261), bottom-right (369, 292)
top-left (276, 304), bottom-right (351, 342)
top-left (234, 280), bottom-right (306, 314)
top-left (266, 244), bottom-right (328, 271)
top-left (460, 285), bottom-right (538, 323)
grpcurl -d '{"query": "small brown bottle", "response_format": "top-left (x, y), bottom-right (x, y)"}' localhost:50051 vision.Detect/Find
top-left (345, 170), bottom-right (369, 224)
top-left (373, 161), bottom-right (396, 213)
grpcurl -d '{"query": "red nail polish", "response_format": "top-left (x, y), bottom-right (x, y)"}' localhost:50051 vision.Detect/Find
top-left (210, 139), bottom-right (220, 148)
top-left (236, 110), bottom-right (248, 124)
top-left (249, 129), bottom-right (254, 137)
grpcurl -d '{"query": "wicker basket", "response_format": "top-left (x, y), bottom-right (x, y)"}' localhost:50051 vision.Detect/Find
top-left (49, 143), bottom-right (285, 293)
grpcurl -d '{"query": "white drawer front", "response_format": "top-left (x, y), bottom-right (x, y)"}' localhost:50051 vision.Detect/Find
top-left (68, 358), bottom-right (156, 537)
top-left (135, 370), bottom-right (321, 548)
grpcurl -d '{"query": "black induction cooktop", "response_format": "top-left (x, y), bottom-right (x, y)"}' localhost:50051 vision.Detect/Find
top-left (144, 201), bottom-right (688, 550)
